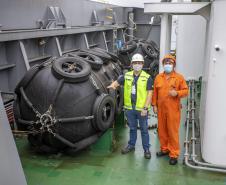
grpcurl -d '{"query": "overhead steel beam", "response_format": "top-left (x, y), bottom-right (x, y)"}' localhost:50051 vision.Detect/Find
top-left (0, 25), bottom-right (126, 42)
top-left (144, 2), bottom-right (211, 73)
top-left (144, 2), bottom-right (210, 14)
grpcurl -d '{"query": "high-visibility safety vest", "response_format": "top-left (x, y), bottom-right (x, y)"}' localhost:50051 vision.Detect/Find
top-left (124, 70), bottom-right (150, 110)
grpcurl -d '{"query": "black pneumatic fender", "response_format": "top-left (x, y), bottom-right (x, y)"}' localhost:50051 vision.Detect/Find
top-left (149, 41), bottom-right (160, 55)
top-left (15, 64), bottom-right (40, 94)
top-left (28, 134), bottom-right (58, 154)
top-left (115, 87), bottom-right (124, 115)
top-left (92, 47), bottom-right (120, 63)
top-left (52, 57), bottom-right (91, 83)
top-left (119, 40), bottom-right (137, 54)
top-left (148, 60), bottom-right (159, 79)
top-left (118, 54), bottom-right (131, 67)
top-left (13, 95), bottom-right (24, 129)
top-left (14, 49), bottom-right (123, 154)
top-left (82, 49), bottom-right (112, 64)
top-left (108, 87), bottom-right (123, 115)
top-left (15, 58), bottom-right (55, 94)
top-left (117, 39), bottom-right (160, 71)
top-left (91, 48), bottom-right (124, 70)
top-left (141, 43), bottom-right (158, 59)
top-left (68, 51), bottom-right (103, 70)
top-left (92, 94), bottom-right (115, 131)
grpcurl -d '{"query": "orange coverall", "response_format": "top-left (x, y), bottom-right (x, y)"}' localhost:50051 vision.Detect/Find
top-left (152, 71), bottom-right (188, 158)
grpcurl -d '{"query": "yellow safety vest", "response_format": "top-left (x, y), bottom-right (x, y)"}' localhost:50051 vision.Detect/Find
top-left (124, 70), bottom-right (150, 110)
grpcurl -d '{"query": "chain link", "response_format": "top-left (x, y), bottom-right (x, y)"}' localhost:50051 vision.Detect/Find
top-left (90, 75), bottom-right (100, 90)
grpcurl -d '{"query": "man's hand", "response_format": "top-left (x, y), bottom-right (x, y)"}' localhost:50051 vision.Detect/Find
top-left (169, 89), bottom-right (178, 97)
top-left (141, 109), bottom-right (148, 117)
top-left (107, 81), bottom-right (119, 90)
top-left (107, 84), bottom-right (116, 90)
top-left (153, 106), bottom-right (158, 114)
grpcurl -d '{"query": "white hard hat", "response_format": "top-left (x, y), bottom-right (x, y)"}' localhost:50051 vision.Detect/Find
top-left (131, 53), bottom-right (144, 63)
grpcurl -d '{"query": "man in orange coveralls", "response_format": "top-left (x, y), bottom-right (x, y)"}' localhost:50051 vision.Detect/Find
top-left (152, 54), bottom-right (188, 165)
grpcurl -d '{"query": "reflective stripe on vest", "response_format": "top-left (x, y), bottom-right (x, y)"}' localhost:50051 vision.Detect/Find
top-left (124, 70), bottom-right (150, 110)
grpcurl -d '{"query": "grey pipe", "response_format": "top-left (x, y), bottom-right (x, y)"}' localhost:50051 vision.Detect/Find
top-left (183, 81), bottom-right (191, 160)
top-left (184, 80), bottom-right (226, 173)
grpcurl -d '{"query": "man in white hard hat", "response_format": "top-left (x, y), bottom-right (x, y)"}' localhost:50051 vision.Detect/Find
top-left (108, 53), bottom-right (153, 159)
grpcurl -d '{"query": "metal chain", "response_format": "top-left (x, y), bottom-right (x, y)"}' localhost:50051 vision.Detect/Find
top-left (89, 75), bottom-right (100, 90)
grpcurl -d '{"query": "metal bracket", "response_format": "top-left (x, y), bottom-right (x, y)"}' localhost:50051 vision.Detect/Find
top-left (40, 6), bottom-right (67, 29)
top-left (196, 3), bottom-right (211, 21)
top-left (112, 11), bottom-right (117, 25)
top-left (91, 10), bottom-right (103, 26)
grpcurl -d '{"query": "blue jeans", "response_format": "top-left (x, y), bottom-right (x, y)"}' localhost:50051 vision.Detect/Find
top-left (125, 109), bottom-right (150, 151)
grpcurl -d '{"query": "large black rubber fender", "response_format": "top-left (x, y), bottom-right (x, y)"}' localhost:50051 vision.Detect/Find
top-left (13, 96), bottom-right (20, 120)
top-left (52, 57), bottom-right (91, 83)
top-left (139, 39), bottom-right (159, 54)
top-left (92, 47), bottom-right (119, 63)
top-left (82, 49), bottom-right (111, 64)
top-left (119, 40), bottom-right (137, 54)
top-left (111, 62), bottom-right (122, 77)
top-left (118, 53), bottom-right (131, 67)
top-left (108, 87), bottom-right (123, 115)
top-left (13, 95), bottom-right (24, 129)
top-left (141, 40), bottom-right (160, 55)
top-left (68, 51), bottom-right (103, 70)
top-left (141, 43), bottom-right (158, 59)
top-left (148, 40), bottom-right (160, 55)
top-left (28, 134), bottom-right (58, 154)
top-left (92, 94), bottom-right (115, 131)
top-left (149, 60), bottom-right (159, 79)
top-left (115, 87), bottom-right (123, 115)
top-left (64, 133), bottom-right (101, 155)
top-left (15, 64), bottom-right (40, 94)
top-left (15, 58), bottom-right (54, 94)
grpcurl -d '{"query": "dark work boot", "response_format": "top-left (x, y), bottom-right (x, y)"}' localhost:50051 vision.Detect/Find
top-left (144, 149), bottom-right (151, 159)
top-left (121, 145), bottom-right (135, 154)
top-left (156, 151), bottom-right (169, 157)
top-left (169, 158), bottom-right (178, 165)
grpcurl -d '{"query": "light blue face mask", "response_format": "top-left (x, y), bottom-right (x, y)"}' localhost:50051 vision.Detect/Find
top-left (163, 64), bottom-right (173, 73)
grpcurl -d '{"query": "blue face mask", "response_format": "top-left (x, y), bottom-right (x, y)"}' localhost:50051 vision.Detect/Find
top-left (163, 64), bottom-right (173, 73)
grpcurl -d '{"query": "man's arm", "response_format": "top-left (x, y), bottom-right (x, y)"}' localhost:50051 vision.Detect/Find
top-left (144, 90), bottom-right (153, 108)
top-left (177, 77), bottom-right (189, 98)
top-left (107, 75), bottom-right (124, 90)
top-left (141, 76), bottom-right (153, 116)
top-left (169, 76), bottom-right (189, 98)
top-left (141, 90), bottom-right (152, 116)
top-left (107, 80), bottom-right (120, 90)
top-left (151, 78), bottom-right (158, 114)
